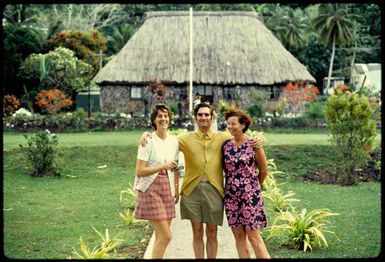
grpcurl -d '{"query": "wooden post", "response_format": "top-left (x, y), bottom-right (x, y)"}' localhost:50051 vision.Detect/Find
top-left (88, 50), bottom-right (104, 118)
top-left (189, 7), bottom-right (193, 115)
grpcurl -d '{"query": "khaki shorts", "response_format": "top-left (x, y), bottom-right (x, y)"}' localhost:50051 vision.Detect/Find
top-left (180, 180), bottom-right (224, 226)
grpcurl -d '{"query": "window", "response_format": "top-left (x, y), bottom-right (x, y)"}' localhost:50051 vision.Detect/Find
top-left (196, 85), bottom-right (213, 104)
top-left (131, 86), bottom-right (142, 99)
top-left (175, 87), bottom-right (188, 100)
top-left (269, 86), bottom-right (281, 100)
top-left (223, 87), bottom-right (235, 99)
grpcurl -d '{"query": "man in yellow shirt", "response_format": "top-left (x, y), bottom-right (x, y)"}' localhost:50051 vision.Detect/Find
top-left (140, 103), bottom-right (262, 259)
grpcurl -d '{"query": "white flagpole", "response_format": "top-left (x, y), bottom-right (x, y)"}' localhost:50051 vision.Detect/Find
top-left (189, 7), bottom-right (193, 114)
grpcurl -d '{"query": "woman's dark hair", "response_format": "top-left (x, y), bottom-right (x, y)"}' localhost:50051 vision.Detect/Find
top-left (223, 108), bottom-right (252, 133)
top-left (193, 102), bottom-right (213, 118)
top-left (150, 104), bottom-right (173, 130)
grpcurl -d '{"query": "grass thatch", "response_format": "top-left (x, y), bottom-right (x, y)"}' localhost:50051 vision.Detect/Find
top-left (94, 11), bottom-right (316, 85)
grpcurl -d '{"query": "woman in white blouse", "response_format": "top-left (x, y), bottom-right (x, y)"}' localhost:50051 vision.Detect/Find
top-left (134, 103), bottom-right (180, 258)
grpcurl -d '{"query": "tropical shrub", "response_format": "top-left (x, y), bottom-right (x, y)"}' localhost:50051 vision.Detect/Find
top-left (168, 103), bottom-right (178, 116)
top-left (262, 159), bottom-right (299, 212)
top-left (170, 128), bottom-right (189, 136)
top-left (70, 227), bottom-right (122, 259)
top-left (247, 88), bottom-right (269, 118)
top-left (12, 107), bottom-right (32, 117)
top-left (47, 30), bottom-right (107, 75)
top-left (267, 208), bottom-right (340, 252)
top-left (3, 94), bottom-right (20, 117)
top-left (72, 107), bottom-right (88, 118)
top-left (278, 80), bottom-right (320, 116)
top-left (35, 89), bottom-right (73, 115)
top-left (148, 77), bottom-right (168, 102)
top-left (304, 101), bottom-right (325, 120)
top-left (19, 129), bottom-right (60, 177)
top-left (218, 99), bottom-right (237, 114)
top-left (355, 84), bottom-right (381, 124)
top-left (3, 24), bottom-right (45, 98)
top-left (263, 185), bottom-right (300, 213)
top-left (120, 183), bottom-right (137, 210)
top-left (18, 47), bottom-right (94, 95)
top-left (245, 129), bottom-right (266, 142)
top-left (325, 88), bottom-right (376, 185)
top-left (118, 209), bottom-right (139, 228)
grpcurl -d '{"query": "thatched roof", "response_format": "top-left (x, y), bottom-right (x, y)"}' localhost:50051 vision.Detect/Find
top-left (94, 11), bottom-right (316, 85)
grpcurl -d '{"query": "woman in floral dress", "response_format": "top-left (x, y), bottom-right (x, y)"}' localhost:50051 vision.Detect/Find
top-left (222, 108), bottom-right (270, 259)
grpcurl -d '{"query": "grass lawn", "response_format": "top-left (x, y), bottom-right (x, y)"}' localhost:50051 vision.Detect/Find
top-left (264, 181), bottom-right (380, 258)
top-left (3, 129), bottom-right (381, 259)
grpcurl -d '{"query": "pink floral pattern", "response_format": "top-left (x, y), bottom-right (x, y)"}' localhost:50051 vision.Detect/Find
top-left (223, 139), bottom-right (267, 230)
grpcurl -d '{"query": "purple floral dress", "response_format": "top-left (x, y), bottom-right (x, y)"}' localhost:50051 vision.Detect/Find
top-left (223, 138), bottom-right (267, 230)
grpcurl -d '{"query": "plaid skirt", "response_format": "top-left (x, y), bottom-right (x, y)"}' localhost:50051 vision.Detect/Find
top-left (134, 172), bottom-right (175, 221)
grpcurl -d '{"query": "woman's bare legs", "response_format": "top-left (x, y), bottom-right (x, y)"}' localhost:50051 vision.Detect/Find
top-left (151, 219), bottom-right (172, 258)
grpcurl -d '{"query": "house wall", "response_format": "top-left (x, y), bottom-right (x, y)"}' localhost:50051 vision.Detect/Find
top-left (100, 84), bottom-right (283, 116)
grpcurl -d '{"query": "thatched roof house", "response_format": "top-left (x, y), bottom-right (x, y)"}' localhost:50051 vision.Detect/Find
top-left (94, 11), bottom-right (316, 116)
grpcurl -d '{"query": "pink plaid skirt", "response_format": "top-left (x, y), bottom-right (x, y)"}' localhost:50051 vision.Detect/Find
top-left (134, 172), bottom-right (175, 221)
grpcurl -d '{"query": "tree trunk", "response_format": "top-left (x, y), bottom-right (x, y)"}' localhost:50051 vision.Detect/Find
top-left (326, 34), bottom-right (336, 93)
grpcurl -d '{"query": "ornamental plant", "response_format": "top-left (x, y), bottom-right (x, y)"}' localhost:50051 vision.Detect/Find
top-left (267, 207), bottom-right (340, 252)
top-left (19, 130), bottom-right (60, 177)
top-left (70, 227), bottom-right (122, 259)
top-left (142, 77), bottom-right (169, 117)
top-left (262, 159), bottom-right (299, 212)
top-left (278, 80), bottom-right (320, 116)
top-left (262, 175), bottom-right (300, 213)
top-left (118, 209), bottom-right (139, 228)
top-left (263, 186), bottom-right (300, 213)
top-left (120, 183), bottom-right (137, 210)
top-left (247, 88), bottom-right (269, 118)
top-left (18, 47), bottom-right (94, 95)
top-left (3, 94), bottom-right (20, 117)
top-left (148, 77), bottom-right (168, 102)
top-left (47, 30), bottom-right (107, 75)
top-left (325, 88), bottom-right (376, 185)
top-left (35, 88), bottom-right (73, 115)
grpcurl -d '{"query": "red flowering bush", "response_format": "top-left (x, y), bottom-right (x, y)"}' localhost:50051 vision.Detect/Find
top-left (35, 89), bottom-right (73, 115)
top-left (148, 77), bottom-right (168, 101)
top-left (334, 84), bottom-right (351, 95)
top-left (3, 94), bottom-right (20, 116)
top-left (278, 81), bottom-right (320, 116)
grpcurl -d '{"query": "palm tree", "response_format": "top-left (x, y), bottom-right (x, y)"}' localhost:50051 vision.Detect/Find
top-left (279, 8), bottom-right (309, 51)
top-left (105, 23), bottom-right (136, 54)
top-left (263, 4), bottom-right (289, 42)
top-left (311, 4), bottom-right (355, 93)
top-left (2, 4), bottom-right (40, 27)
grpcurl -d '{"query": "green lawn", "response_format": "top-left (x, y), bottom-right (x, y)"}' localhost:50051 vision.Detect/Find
top-left (3, 130), bottom-right (381, 259)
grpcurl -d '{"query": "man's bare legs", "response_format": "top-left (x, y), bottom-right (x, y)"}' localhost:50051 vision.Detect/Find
top-left (191, 222), bottom-right (218, 258)
top-left (205, 224), bottom-right (218, 258)
top-left (191, 222), bottom-right (204, 258)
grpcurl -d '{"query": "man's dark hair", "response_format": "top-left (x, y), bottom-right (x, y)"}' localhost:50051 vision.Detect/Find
top-left (193, 102), bottom-right (213, 118)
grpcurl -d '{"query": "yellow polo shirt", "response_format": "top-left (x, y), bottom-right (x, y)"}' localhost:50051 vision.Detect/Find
top-left (178, 130), bottom-right (231, 198)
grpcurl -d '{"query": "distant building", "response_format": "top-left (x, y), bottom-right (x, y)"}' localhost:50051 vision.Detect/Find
top-left (93, 11), bottom-right (316, 116)
top-left (76, 85), bottom-right (101, 113)
top-left (323, 77), bottom-right (345, 95)
top-left (351, 63), bottom-right (381, 93)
